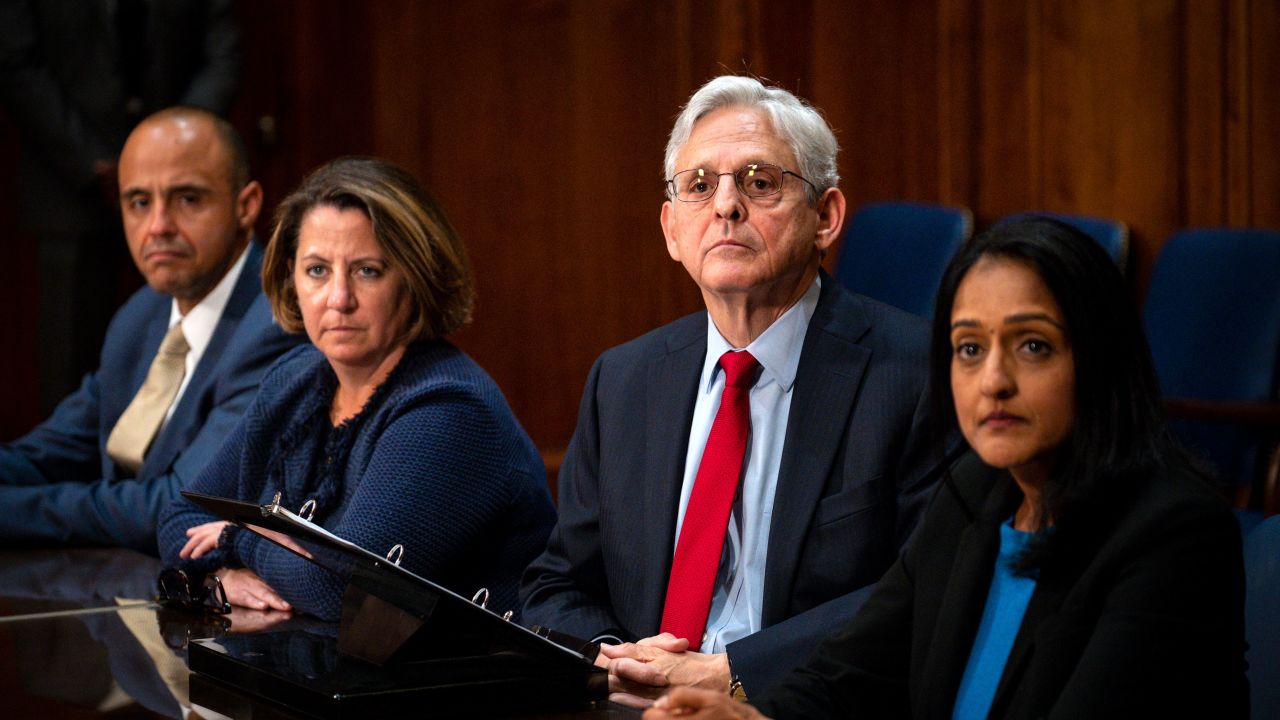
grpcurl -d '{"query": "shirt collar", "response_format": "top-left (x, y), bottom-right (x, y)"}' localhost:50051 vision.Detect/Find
top-left (702, 275), bottom-right (821, 394)
top-left (168, 244), bottom-right (249, 354)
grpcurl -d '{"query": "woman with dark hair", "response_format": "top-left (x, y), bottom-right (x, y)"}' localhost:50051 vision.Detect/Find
top-left (158, 157), bottom-right (555, 621)
top-left (645, 218), bottom-right (1248, 718)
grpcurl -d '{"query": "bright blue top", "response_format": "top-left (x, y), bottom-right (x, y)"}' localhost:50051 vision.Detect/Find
top-left (952, 520), bottom-right (1037, 720)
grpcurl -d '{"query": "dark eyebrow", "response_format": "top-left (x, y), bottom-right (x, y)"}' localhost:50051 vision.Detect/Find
top-left (297, 254), bottom-right (388, 265)
top-left (167, 184), bottom-right (212, 196)
top-left (1004, 312), bottom-right (1064, 329)
top-left (120, 184), bottom-right (212, 200)
top-left (950, 313), bottom-right (1064, 331)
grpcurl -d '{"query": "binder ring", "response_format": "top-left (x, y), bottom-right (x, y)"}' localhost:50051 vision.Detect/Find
top-left (471, 588), bottom-right (490, 609)
top-left (299, 499), bottom-right (317, 521)
top-left (270, 492), bottom-right (282, 511)
top-left (385, 544), bottom-right (404, 566)
top-left (501, 610), bottom-right (514, 621)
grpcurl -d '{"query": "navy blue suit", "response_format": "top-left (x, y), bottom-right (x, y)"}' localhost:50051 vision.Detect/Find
top-left (0, 241), bottom-right (301, 552)
top-left (521, 274), bottom-right (954, 695)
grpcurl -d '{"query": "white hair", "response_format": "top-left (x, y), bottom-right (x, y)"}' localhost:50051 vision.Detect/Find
top-left (663, 76), bottom-right (840, 203)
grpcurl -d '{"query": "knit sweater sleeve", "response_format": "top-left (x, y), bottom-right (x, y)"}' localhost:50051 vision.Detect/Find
top-left (232, 388), bottom-right (521, 620)
top-left (156, 345), bottom-right (313, 574)
top-left (156, 413), bottom-right (251, 573)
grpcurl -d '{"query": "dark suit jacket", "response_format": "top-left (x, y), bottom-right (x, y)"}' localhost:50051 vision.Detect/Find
top-left (0, 241), bottom-right (302, 552)
top-left (521, 275), bottom-right (952, 694)
top-left (754, 451), bottom-right (1249, 719)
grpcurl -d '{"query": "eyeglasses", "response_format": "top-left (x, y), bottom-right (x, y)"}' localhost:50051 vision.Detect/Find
top-left (157, 567), bottom-right (231, 615)
top-left (666, 163), bottom-right (817, 202)
top-left (156, 606), bottom-right (230, 649)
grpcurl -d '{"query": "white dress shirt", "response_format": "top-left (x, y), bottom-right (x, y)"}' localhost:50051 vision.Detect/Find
top-left (160, 244), bottom-right (249, 428)
top-left (673, 276), bottom-right (821, 652)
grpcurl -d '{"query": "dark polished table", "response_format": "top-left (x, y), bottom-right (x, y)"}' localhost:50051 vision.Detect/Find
top-left (0, 549), bottom-right (640, 719)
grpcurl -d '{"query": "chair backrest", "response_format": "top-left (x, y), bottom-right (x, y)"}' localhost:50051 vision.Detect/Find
top-left (997, 211), bottom-right (1129, 270)
top-left (834, 201), bottom-right (973, 317)
top-left (1144, 228), bottom-right (1280, 488)
top-left (1246, 516), bottom-right (1280, 718)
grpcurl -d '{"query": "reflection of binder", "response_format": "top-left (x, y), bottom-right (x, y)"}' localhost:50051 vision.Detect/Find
top-left (182, 491), bottom-right (607, 717)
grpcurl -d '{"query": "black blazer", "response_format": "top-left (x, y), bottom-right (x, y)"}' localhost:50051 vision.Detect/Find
top-left (755, 451), bottom-right (1249, 719)
top-left (521, 275), bottom-right (953, 694)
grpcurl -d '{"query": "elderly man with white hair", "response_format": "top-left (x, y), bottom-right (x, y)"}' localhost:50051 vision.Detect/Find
top-left (521, 75), bottom-right (955, 706)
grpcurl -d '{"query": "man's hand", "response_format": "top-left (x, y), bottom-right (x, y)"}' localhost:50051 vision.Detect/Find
top-left (643, 687), bottom-right (770, 719)
top-left (598, 633), bottom-right (731, 708)
top-left (217, 567), bottom-right (292, 612)
top-left (180, 521), bottom-right (229, 559)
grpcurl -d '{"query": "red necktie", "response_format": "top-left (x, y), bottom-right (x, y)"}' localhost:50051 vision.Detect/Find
top-left (660, 350), bottom-right (759, 651)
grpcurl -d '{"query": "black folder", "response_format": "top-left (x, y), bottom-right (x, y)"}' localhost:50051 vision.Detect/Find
top-left (182, 491), bottom-right (607, 718)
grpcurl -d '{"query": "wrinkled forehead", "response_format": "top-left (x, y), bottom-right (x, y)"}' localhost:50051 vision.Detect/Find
top-left (675, 106), bottom-right (796, 170)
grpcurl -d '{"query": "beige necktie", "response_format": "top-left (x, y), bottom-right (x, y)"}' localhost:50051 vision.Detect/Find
top-left (107, 321), bottom-right (190, 472)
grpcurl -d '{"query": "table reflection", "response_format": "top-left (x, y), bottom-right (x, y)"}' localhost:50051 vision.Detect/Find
top-left (0, 549), bottom-right (638, 719)
top-left (0, 548), bottom-right (302, 719)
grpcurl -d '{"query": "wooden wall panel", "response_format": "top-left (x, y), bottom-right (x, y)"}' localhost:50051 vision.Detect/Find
top-left (4, 0), bottom-right (1276, 457)
top-left (976, 0), bottom-right (1043, 219)
top-left (810, 0), bottom-right (945, 208)
top-left (363, 0), bottom-right (713, 451)
top-left (1250, 0), bottom-right (1280, 228)
top-left (1182, 0), bottom-right (1229, 228)
top-left (1038, 0), bottom-right (1183, 290)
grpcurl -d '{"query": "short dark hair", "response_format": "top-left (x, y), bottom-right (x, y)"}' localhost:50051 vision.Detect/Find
top-left (930, 218), bottom-right (1185, 565)
top-left (262, 156), bottom-right (475, 342)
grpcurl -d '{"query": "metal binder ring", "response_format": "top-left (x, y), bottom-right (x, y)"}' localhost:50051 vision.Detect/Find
top-left (270, 492), bottom-right (282, 510)
top-left (471, 588), bottom-right (490, 609)
top-left (385, 544), bottom-right (404, 566)
top-left (299, 499), bottom-right (317, 521)
top-left (501, 610), bottom-right (514, 621)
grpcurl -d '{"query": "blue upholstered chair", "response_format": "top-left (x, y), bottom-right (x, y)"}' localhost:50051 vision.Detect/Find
top-left (1143, 228), bottom-right (1280, 516)
top-left (996, 211), bottom-right (1129, 270)
top-left (834, 201), bottom-right (973, 317)
top-left (1246, 516), bottom-right (1280, 718)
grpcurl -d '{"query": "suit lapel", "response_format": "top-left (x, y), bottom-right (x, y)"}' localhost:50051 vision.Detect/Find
top-left (985, 567), bottom-right (1068, 718)
top-left (761, 277), bottom-right (872, 624)
top-left (916, 477), bottom-right (1021, 718)
top-left (640, 319), bottom-right (706, 632)
top-left (142, 242), bottom-right (264, 479)
top-left (105, 299), bottom-right (169, 479)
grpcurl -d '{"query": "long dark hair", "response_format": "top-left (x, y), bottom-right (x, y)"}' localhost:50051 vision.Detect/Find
top-left (931, 217), bottom-right (1186, 566)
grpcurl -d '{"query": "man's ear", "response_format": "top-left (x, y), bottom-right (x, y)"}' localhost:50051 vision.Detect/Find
top-left (813, 187), bottom-right (846, 254)
top-left (236, 180), bottom-right (265, 232)
top-left (661, 200), bottom-right (682, 262)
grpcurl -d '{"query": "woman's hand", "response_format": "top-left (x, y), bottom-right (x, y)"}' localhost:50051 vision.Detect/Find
top-left (227, 605), bottom-right (293, 633)
top-left (180, 521), bottom-right (229, 559)
top-left (216, 567), bottom-right (292, 612)
top-left (643, 688), bottom-right (771, 719)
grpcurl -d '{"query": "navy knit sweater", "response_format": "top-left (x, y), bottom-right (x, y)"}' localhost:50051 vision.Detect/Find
top-left (157, 340), bottom-right (555, 621)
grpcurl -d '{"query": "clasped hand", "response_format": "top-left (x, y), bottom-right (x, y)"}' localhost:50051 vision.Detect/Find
top-left (177, 520), bottom-right (293, 613)
top-left (595, 633), bottom-right (731, 709)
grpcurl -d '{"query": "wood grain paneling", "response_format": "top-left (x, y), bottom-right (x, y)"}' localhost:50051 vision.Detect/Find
top-left (1250, 0), bottom-right (1280, 228)
top-left (3, 0), bottom-right (1276, 458)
